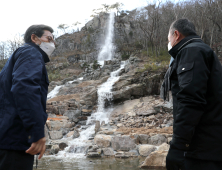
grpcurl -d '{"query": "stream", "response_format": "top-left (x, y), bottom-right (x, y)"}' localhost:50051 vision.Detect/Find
top-left (36, 157), bottom-right (148, 170)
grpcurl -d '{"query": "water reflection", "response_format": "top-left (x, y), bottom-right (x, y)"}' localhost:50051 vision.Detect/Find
top-left (36, 157), bottom-right (161, 170)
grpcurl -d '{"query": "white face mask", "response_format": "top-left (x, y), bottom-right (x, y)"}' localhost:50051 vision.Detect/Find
top-left (39, 41), bottom-right (55, 57)
top-left (168, 42), bottom-right (172, 51)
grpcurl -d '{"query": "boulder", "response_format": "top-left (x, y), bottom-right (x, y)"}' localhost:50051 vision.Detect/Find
top-left (73, 129), bottom-right (80, 139)
top-left (87, 152), bottom-right (101, 158)
top-left (112, 84), bottom-right (145, 102)
top-left (103, 148), bottom-right (115, 156)
top-left (49, 131), bottom-right (63, 140)
top-left (64, 110), bottom-right (81, 122)
top-left (148, 134), bottom-right (167, 146)
top-left (95, 121), bottom-right (100, 133)
top-left (138, 145), bottom-right (157, 157)
top-left (59, 142), bottom-right (68, 150)
top-left (111, 135), bottom-right (136, 151)
top-left (157, 143), bottom-right (170, 151)
top-left (66, 131), bottom-right (74, 137)
top-left (94, 135), bottom-right (112, 148)
top-left (143, 74), bottom-right (163, 95)
top-left (168, 137), bottom-right (172, 144)
top-left (128, 150), bottom-right (139, 157)
top-left (115, 151), bottom-right (129, 158)
top-left (44, 125), bottom-right (49, 144)
top-left (140, 151), bottom-right (167, 169)
top-left (57, 105), bottom-right (68, 115)
top-left (46, 119), bottom-right (74, 131)
top-left (139, 134), bottom-right (149, 144)
top-left (50, 145), bottom-right (60, 154)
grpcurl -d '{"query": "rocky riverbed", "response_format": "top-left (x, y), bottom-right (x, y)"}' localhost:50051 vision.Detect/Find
top-left (44, 55), bottom-right (170, 169)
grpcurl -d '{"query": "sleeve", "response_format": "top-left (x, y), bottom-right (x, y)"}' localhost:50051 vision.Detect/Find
top-left (11, 47), bottom-right (46, 143)
top-left (171, 47), bottom-right (210, 150)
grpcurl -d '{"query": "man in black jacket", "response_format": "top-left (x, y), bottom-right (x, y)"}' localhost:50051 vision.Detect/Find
top-left (166, 19), bottom-right (222, 170)
top-left (0, 25), bottom-right (55, 170)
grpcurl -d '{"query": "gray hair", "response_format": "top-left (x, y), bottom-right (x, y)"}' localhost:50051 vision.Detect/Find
top-left (24, 25), bottom-right (54, 43)
top-left (170, 18), bottom-right (196, 36)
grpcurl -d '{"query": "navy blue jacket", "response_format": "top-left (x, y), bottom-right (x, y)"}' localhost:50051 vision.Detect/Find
top-left (0, 42), bottom-right (49, 151)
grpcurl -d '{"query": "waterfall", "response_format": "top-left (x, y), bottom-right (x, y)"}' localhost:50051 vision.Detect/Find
top-left (56, 62), bottom-right (125, 159)
top-left (51, 12), bottom-right (120, 159)
top-left (98, 12), bottom-right (115, 66)
top-left (47, 77), bottom-right (83, 100)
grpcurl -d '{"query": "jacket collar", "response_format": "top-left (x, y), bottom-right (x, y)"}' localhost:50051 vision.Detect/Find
top-left (168, 35), bottom-right (202, 58)
top-left (25, 42), bottom-right (50, 63)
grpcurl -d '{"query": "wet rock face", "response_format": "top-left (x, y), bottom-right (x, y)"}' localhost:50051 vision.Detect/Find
top-left (50, 145), bottom-right (60, 154)
top-left (81, 59), bottom-right (121, 81)
top-left (111, 135), bottom-right (136, 151)
top-left (64, 110), bottom-right (81, 122)
top-left (59, 142), bottom-right (68, 150)
top-left (51, 12), bottom-right (138, 65)
top-left (86, 145), bottom-right (102, 158)
top-left (72, 129), bottom-right (80, 139)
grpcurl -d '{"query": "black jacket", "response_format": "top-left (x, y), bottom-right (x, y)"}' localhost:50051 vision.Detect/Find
top-left (169, 35), bottom-right (222, 161)
top-left (0, 43), bottom-right (49, 150)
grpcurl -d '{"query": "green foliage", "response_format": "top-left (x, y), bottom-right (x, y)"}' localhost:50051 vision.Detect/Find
top-left (121, 53), bottom-right (130, 60)
top-left (81, 62), bottom-right (89, 69)
top-left (48, 69), bottom-right (62, 82)
top-left (92, 60), bottom-right (101, 70)
top-left (88, 27), bottom-right (95, 34)
top-left (138, 61), bottom-right (168, 73)
top-left (141, 48), bottom-right (170, 63)
top-left (135, 42), bottom-right (143, 49)
top-left (150, 49), bottom-right (170, 63)
top-left (46, 62), bottom-right (70, 82)
top-left (87, 34), bottom-right (91, 43)
top-left (93, 60), bottom-right (101, 70)
top-left (129, 31), bottom-right (133, 37)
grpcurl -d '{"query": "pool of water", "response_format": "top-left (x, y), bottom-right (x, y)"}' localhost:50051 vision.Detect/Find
top-left (35, 157), bottom-right (161, 170)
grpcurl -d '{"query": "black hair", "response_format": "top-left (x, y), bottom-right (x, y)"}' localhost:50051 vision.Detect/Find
top-left (24, 25), bottom-right (54, 43)
top-left (170, 18), bottom-right (196, 36)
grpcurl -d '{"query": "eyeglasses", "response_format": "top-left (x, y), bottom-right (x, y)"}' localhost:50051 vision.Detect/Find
top-left (41, 35), bottom-right (55, 44)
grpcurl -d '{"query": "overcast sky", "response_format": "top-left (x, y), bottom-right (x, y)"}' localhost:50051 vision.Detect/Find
top-left (0, 0), bottom-right (150, 41)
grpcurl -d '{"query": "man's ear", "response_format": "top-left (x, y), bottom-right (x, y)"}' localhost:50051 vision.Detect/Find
top-left (174, 30), bottom-right (181, 41)
top-left (175, 30), bottom-right (185, 41)
top-left (31, 34), bottom-right (39, 45)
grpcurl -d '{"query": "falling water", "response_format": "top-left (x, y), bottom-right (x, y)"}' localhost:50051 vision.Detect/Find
top-left (56, 62), bottom-right (125, 159)
top-left (50, 12), bottom-right (120, 159)
top-left (47, 77), bottom-right (83, 100)
top-left (98, 12), bottom-right (115, 66)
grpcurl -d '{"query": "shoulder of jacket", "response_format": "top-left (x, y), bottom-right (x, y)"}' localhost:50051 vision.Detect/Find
top-left (16, 44), bottom-right (43, 60)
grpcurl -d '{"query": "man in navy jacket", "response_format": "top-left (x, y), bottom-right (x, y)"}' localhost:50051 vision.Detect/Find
top-left (0, 25), bottom-right (55, 170)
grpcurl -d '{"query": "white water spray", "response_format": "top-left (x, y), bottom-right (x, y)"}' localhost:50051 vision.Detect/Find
top-left (50, 12), bottom-right (120, 159)
top-left (47, 77), bottom-right (83, 100)
top-left (56, 62), bottom-right (125, 159)
top-left (98, 12), bottom-right (115, 66)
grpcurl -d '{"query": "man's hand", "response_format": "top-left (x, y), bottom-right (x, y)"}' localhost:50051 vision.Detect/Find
top-left (26, 137), bottom-right (46, 159)
top-left (166, 146), bottom-right (185, 170)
